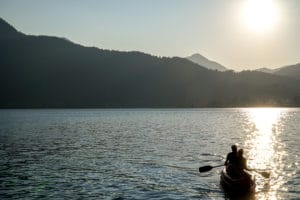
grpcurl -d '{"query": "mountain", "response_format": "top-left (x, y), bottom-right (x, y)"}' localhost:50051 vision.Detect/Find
top-left (256, 67), bottom-right (277, 74)
top-left (1, 18), bottom-right (300, 107)
top-left (185, 53), bottom-right (227, 71)
top-left (255, 64), bottom-right (300, 80)
top-left (0, 18), bottom-right (23, 38)
top-left (274, 63), bottom-right (300, 80)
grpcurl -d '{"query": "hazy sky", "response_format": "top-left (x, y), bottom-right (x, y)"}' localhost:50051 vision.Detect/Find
top-left (1, 0), bottom-right (300, 70)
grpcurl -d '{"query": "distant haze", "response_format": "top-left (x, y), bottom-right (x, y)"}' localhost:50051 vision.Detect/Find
top-left (0, 0), bottom-right (300, 70)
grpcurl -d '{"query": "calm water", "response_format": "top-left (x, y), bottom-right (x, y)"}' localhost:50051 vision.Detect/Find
top-left (0, 108), bottom-right (299, 200)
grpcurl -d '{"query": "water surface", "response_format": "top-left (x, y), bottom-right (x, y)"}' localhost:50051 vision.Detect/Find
top-left (0, 108), bottom-right (299, 199)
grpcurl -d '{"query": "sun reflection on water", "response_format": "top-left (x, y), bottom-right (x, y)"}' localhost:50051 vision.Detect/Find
top-left (243, 108), bottom-right (287, 200)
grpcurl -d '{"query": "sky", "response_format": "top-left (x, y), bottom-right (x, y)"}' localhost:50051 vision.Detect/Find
top-left (0, 0), bottom-right (300, 70)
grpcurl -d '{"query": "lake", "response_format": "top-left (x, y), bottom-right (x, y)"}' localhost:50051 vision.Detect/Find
top-left (0, 108), bottom-right (299, 199)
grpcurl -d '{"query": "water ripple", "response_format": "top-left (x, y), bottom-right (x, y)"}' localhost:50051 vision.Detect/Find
top-left (0, 108), bottom-right (299, 199)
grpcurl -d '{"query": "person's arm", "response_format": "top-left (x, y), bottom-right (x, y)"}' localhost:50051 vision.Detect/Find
top-left (224, 154), bottom-right (229, 165)
top-left (243, 158), bottom-right (250, 170)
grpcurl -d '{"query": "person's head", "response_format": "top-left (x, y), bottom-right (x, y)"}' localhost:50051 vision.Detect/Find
top-left (238, 149), bottom-right (244, 156)
top-left (231, 144), bottom-right (237, 153)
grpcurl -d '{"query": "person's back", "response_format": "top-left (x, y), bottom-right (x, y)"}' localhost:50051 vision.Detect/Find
top-left (225, 145), bottom-right (238, 166)
top-left (237, 149), bottom-right (252, 179)
top-left (225, 145), bottom-right (238, 177)
top-left (226, 152), bottom-right (238, 165)
top-left (237, 149), bottom-right (248, 170)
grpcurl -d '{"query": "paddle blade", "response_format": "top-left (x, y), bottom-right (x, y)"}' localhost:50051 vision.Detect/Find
top-left (199, 165), bottom-right (213, 173)
top-left (260, 171), bottom-right (270, 178)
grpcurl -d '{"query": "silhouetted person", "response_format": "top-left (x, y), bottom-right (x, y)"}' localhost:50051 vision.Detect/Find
top-left (225, 144), bottom-right (238, 166)
top-left (237, 149), bottom-right (252, 180)
top-left (225, 144), bottom-right (238, 177)
top-left (237, 149), bottom-right (250, 171)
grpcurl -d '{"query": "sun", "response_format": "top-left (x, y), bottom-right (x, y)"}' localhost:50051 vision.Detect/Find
top-left (241, 0), bottom-right (279, 33)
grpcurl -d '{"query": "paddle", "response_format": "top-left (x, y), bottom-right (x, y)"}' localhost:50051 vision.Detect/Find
top-left (249, 169), bottom-right (270, 178)
top-left (199, 164), bottom-right (270, 178)
top-left (199, 164), bottom-right (224, 173)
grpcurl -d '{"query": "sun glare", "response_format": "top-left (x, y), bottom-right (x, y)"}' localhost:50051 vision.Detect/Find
top-left (242, 0), bottom-right (279, 33)
top-left (243, 108), bottom-right (287, 198)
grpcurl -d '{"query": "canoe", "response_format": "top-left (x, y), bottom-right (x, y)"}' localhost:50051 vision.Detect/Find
top-left (220, 168), bottom-right (255, 195)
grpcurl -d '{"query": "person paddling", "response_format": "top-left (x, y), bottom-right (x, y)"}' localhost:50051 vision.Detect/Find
top-left (225, 144), bottom-right (238, 166)
top-left (237, 149), bottom-right (249, 171)
top-left (224, 144), bottom-right (238, 177)
top-left (237, 148), bottom-right (252, 175)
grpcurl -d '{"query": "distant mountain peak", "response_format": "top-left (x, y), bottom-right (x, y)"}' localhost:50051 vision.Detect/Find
top-left (255, 67), bottom-right (276, 74)
top-left (255, 63), bottom-right (300, 80)
top-left (274, 63), bottom-right (300, 79)
top-left (189, 53), bottom-right (207, 59)
top-left (185, 53), bottom-right (227, 71)
top-left (0, 18), bottom-right (22, 38)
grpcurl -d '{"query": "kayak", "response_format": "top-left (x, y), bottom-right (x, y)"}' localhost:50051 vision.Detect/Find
top-left (220, 168), bottom-right (255, 195)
